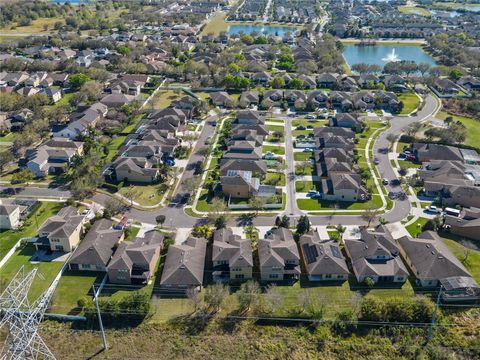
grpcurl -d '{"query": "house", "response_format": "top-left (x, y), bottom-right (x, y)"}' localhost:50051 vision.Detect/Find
top-left (317, 73), bottom-right (338, 89)
top-left (160, 236), bottom-right (207, 292)
top-left (220, 170), bottom-right (260, 199)
top-left (444, 207), bottom-right (480, 241)
top-left (0, 203), bottom-right (21, 229)
top-left (344, 225), bottom-right (408, 284)
top-left (457, 76), bottom-right (480, 91)
top-left (219, 159), bottom-right (267, 177)
top-left (299, 230), bottom-right (349, 281)
top-left (210, 91), bottom-right (233, 107)
top-left (107, 230), bottom-right (164, 285)
top-left (26, 138), bottom-right (84, 177)
top-left (223, 140), bottom-right (263, 161)
top-left (263, 90), bottom-right (283, 105)
top-left (321, 173), bottom-right (368, 202)
top-left (432, 78), bottom-right (461, 94)
top-left (41, 86), bottom-right (62, 103)
top-left (68, 219), bottom-right (124, 272)
top-left (35, 206), bottom-right (84, 252)
top-left (100, 93), bottom-right (135, 108)
top-left (298, 74), bottom-right (317, 89)
top-left (112, 157), bottom-right (160, 184)
top-left (212, 228), bottom-right (253, 282)
top-left (329, 113), bottom-right (364, 131)
top-left (306, 90), bottom-right (328, 109)
top-left (412, 143), bottom-right (464, 163)
top-left (397, 231), bottom-right (479, 300)
top-left (358, 74), bottom-right (380, 88)
top-left (239, 91), bottom-right (259, 106)
top-left (258, 228), bottom-right (300, 281)
top-left (251, 71), bottom-right (271, 84)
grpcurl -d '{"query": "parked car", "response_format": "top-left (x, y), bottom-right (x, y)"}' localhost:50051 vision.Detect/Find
top-left (390, 179), bottom-right (401, 186)
top-left (374, 157), bottom-right (380, 165)
top-left (264, 152), bottom-right (276, 160)
top-left (305, 114), bottom-right (316, 119)
top-left (296, 125), bottom-right (306, 130)
top-left (398, 153), bottom-right (407, 159)
top-left (303, 148), bottom-right (314, 152)
top-left (204, 136), bottom-right (212, 145)
top-left (426, 205), bottom-right (442, 214)
top-left (382, 178), bottom-right (389, 185)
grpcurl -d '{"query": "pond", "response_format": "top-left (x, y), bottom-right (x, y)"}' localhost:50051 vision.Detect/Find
top-left (343, 44), bottom-right (437, 71)
top-left (228, 24), bottom-right (297, 37)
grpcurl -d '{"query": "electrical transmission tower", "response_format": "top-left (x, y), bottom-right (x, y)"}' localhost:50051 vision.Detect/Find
top-left (0, 266), bottom-right (56, 360)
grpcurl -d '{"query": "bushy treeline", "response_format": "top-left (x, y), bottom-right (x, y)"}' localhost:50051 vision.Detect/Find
top-left (359, 296), bottom-right (434, 323)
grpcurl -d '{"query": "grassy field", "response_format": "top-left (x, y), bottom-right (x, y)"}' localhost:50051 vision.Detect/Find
top-left (263, 145), bottom-right (285, 155)
top-left (0, 202), bottom-right (62, 260)
top-left (397, 159), bottom-right (423, 169)
top-left (295, 180), bottom-right (319, 192)
top-left (294, 152), bottom-right (313, 161)
top-left (398, 6), bottom-right (431, 16)
top-left (405, 217), bottom-right (430, 237)
top-left (0, 17), bottom-right (63, 33)
top-left (398, 93), bottom-right (421, 115)
top-left (292, 119), bottom-right (326, 127)
top-left (118, 184), bottom-right (166, 207)
top-left (0, 132), bottom-right (17, 142)
top-left (267, 124), bottom-right (284, 132)
top-left (50, 271), bottom-right (104, 315)
top-left (150, 90), bottom-right (184, 109)
top-left (436, 111), bottom-right (480, 150)
top-left (200, 12), bottom-right (229, 36)
top-left (105, 135), bottom-right (127, 162)
top-left (297, 194), bottom-right (383, 211)
top-left (0, 244), bottom-right (64, 302)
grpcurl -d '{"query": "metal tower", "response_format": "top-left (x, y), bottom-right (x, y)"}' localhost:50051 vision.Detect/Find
top-left (0, 266), bottom-right (56, 360)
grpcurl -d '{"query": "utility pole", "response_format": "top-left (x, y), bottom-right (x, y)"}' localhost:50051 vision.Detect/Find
top-left (428, 285), bottom-right (443, 342)
top-left (92, 285), bottom-right (108, 351)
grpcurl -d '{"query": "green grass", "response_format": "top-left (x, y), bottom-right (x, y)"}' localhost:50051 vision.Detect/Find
top-left (150, 90), bottom-right (183, 109)
top-left (105, 135), bottom-right (127, 162)
top-left (0, 244), bottom-right (64, 302)
top-left (295, 164), bottom-right (313, 176)
top-left (398, 93), bottom-right (420, 115)
top-left (292, 129), bottom-right (313, 137)
top-left (436, 111), bottom-right (480, 150)
top-left (267, 125), bottom-right (284, 132)
top-left (263, 172), bottom-right (286, 186)
top-left (295, 180), bottom-right (319, 192)
top-left (442, 236), bottom-right (480, 283)
top-left (292, 119), bottom-right (326, 128)
top-left (398, 6), bottom-right (431, 16)
top-left (263, 145), bottom-right (285, 155)
top-left (124, 226), bottom-right (141, 241)
top-left (0, 202), bottom-right (62, 260)
top-left (397, 160), bottom-right (423, 169)
top-left (297, 194), bottom-right (383, 211)
top-left (118, 184), bottom-right (166, 207)
top-left (266, 118), bottom-right (285, 124)
top-left (50, 271), bottom-right (104, 314)
top-left (294, 152), bottom-right (313, 161)
top-left (405, 217), bottom-right (430, 237)
top-left (200, 12), bottom-right (229, 36)
top-left (0, 17), bottom-right (63, 33)
top-left (48, 92), bottom-right (73, 108)
top-left (0, 132), bottom-right (16, 142)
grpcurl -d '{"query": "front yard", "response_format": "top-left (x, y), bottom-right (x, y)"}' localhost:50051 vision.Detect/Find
top-left (297, 194), bottom-right (383, 211)
top-left (117, 183), bottom-right (167, 207)
top-left (398, 93), bottom-right (420, 115)
top-left (263, 145), bottom-right (285, 155)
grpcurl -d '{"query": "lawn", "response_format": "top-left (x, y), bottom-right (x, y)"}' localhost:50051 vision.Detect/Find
top-left (398, 6), bottom-right (431, 16)
top-left (398, 93), bottom-right (420, 115)
top-left (397, 160), bottom-right (422, 169)
top-left (105, 135), bottom-right (126, 162)
top-left (292, 119), bottom-right (326, 128)
top-left (295, 180), bottom-right (319, 192)
top-left (0, 202), bottom-right (62, 260)
top-left (442, 236), bottom-right (480, 282)
top-left (200, 12), bottom-right (229, 36)
top-left (436, 111), bottom-right (480, 150)
top-left (118, 184), bottom-right (166, 207)
top-left (405, 217), bottom-right (430, 237)
top-left (263, 172), bottom-right (286, 186)
top-left (294, 152), bottom-right (313, 161)
top-left (124, 226), bottom-right (141, 241)
top-left (150, 90), bottom-right (184, 109)
top-left (263, 145), bottom-right (285, 155)
top-left (0, 244), bottom-right (64, 302)
top-left (297, 194), bottom-right (383, 211)
top-left (267, 124), bottom-right (284, 132)
top-left (0, 132), bottom-right (16, 142)
top-left (0, 17), bottom-right (63, 33)
top-left (292, 129), bottom-right (313, 137)
top-left (295, 164), bottom-right (313, 176)
top-left (50, 271), bottom-right (105, 315)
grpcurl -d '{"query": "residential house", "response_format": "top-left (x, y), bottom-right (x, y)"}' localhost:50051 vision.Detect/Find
top-left (239, 91), bottom-right (259, 106)
top-left (219, 159), bottom-right (267, 177)
top-left (212, 228), bottom-right (253, 282)
top-left (444, 207), bottom-right (480, 241)
top-left (0, 203), bottom-right (21, 229)
top-left (397, 231), bottom-right (479, 300)
top-left (317, 73), bottom-right (338, 89)
top-left (112, 157), bottom-right (160, 184)
top-left (220, 170), bottom-right (260, 199)
top-left (107, 230), bottom-right (164, 285)
top-left (299, 230), bottom-right (349, 281)
top-left (258, 228), bottom-right (301, 281)
top-left (236, 110), bottom-right (263, 125)
top-left (210, 91), bottom-right (234, 107)
top-left (344, 225), bottom-right (408, 284)
top-left (307, 90), bottom-right (329, 109)
top-left (100, 93), bottom-right (135, 108)
top-left (68, 219), bottom-right (124, 272)
top-left (26, 138), bottom-right (84, 177)
top-left (35, 206), bottom-right (84, 252)
top-left (329, 113), bottom-right (364, 131)
top-left (160, 237), bottom-right (207, 292)
top-left (413, 143), bottom-right (464, 163)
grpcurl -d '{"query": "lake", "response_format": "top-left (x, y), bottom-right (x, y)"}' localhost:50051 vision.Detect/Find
top-left (343, 44), bottom-right (437, 71)
top-left (228, 24), bottom-right (297, 37)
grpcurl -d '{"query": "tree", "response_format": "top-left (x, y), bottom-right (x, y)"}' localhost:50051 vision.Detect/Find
top-left (10, 169), bottom-right (35, 184)
top-left (155, 215), bottom-right (166, 228)
top-left (244, 225), bottom-right (259, 242)
top-left (191, 224), bottom-right (213, 239)
top-left (208, 197), bottom-right (228, 224)
top-left (364, 277), bottom-right (375, 287)
top-left (406, 122), bottom-right (422, 137)
top-left (237, 280), bottom-right (261, 312)
top-left (260, 284), bottom-right (283, 314)
top-left (117, 45), bottom-right (131, 56)
top-left (276, 215), bottom-right (290, 228)
top-left (449, 69), bottom-right (463, 81)
top-left (361, 204), bottom-right (380, 228)
top-left (398, 166), bottom-right (408, 176)
top-left (186, 288), bottom-right (202, 312)
top-left (182, 177), bottom-right (199, 196)
top-left (68, 73), bottom-right (91, 90)
top-left (0, 150), bottom-right (14, 173)
top-left (204, 283), bottom-right (229, 314)
top-left (288, 78), bottom-right (304, 90)
top-left (386, 133), bottom-right (398, 151)
top-left (104, 199), bottom-right (123, 218)
top-left (417, 63), bottom-right (431, 77)
top-left (249, 196), bottom-right (266, 215)
top-left (80, 80), bottom-right (102, 101)
top-left (123, 186), bottom-right (140, 207)
top-left (270, 76), bottom-right (285, 89)
top-left (296, 215), bottom-right (310, 234)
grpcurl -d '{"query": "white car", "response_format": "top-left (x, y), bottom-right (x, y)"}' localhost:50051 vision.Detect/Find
top-left (382, 178), bottom-right (389, 185)
top-left (305, 114), bottom-right (316, 119)
top-left (263, 152), bottom-right (276, 160)
top-left (426, 205), bottom-right (441, 214)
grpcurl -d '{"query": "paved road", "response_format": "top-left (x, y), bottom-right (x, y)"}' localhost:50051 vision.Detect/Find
top-left (282, 117), bottom-right (303, 216)
top-left (171, 115), bottom-right (217, 203)
top-left (0, 186), bottom-right (71, 199)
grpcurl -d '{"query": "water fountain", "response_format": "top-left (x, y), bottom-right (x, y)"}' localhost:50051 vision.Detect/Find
top-left (381, 48), bottom-right (400, 62)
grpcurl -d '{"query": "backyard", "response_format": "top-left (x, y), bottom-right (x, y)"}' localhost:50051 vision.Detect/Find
top-left (436, 111), bottom-right (480, 151)
top-left (398, 93), bottom-right (421, 115)
top-left (297, 194), bottom-right (383, 211)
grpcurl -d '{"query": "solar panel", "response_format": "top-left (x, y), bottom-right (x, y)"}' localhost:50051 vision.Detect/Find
top-left (312, 245), bottom-right (319, 258)
top-left (303, 244), bottom-right (317, 264)
top-left (330, 245), bottom-right (342, 259)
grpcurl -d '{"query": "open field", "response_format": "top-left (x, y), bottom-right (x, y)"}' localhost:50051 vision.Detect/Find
top-left (398, 93), bottom-right (420, 115)
top-left (398, 6), bottom-right (431, 16)
top-left (0, 17), bottom-right (63, 33)
top-left (118, 184), bottom-right (166, 207)
top-left (200, 12), bottom-right (229, 36)
top-left (0, 202), bottom-right (62, 260)
top-left (150, 90), bottom-right (184, 109)
top-left (436, 111), bottom-right (480, 150)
